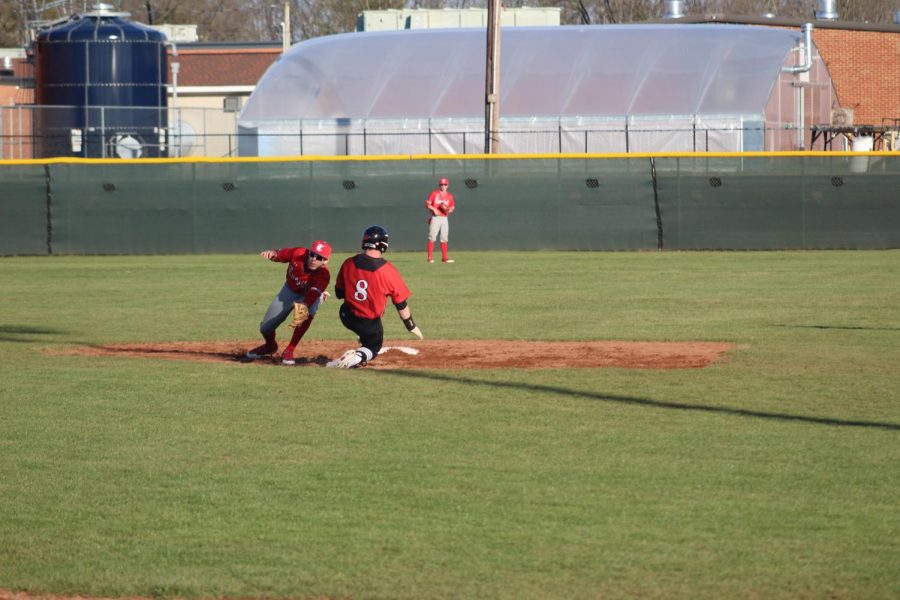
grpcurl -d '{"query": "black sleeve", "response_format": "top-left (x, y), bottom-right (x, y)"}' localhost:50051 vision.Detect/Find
top-left (394, 299), bottom-right (408, 311)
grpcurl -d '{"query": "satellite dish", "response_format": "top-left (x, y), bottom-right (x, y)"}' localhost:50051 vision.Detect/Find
top-left (172, 120), bottom-right (196, 156)
top-left (111, 134), bottom-right (142, 159)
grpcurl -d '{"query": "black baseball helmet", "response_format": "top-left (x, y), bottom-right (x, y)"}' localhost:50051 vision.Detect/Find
top-left (362, 225), bottom-right (389, 253)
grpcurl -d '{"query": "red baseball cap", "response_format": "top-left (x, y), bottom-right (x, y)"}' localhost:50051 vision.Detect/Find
top-left (310, 240), bottom-right (332, 259)
top-left (439, 177), bottom-right (449, 185)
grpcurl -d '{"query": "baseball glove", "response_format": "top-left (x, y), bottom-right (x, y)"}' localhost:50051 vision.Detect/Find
top-left (289, 302), bottom-right (309, 328)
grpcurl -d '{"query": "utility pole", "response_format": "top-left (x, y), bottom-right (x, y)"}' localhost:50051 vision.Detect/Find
top-left (283, 1), bottom-right (291, 52)
top-left (484, 0), bottom-right (501, 154)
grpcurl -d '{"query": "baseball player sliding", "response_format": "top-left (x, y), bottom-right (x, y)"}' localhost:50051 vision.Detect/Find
top-left (425, 177), bottom-right (456, 263)
top-left (327, 225), bottom-right (423, 369)
top-left (245, 240), bottom-right (332, 365)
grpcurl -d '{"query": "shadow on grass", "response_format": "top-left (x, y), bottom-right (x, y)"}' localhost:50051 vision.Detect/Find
top-left (0, 325), bottom-right (63, 342)
top-left (378, 369), bottom-right (900, 432)
top-left (774, 324), bottom-right (900, 331)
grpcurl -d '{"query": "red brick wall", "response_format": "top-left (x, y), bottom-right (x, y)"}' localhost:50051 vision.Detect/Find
top-left (170, 48), bottom-right (281, 87)
top-left (812, 29), bottom-right (900, 126)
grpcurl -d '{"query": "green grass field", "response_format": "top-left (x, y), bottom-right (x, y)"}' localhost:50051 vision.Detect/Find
top-left (1, 250), bottom-right (898, 599)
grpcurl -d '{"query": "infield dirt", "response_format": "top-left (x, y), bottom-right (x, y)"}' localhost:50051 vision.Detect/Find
top-left (55, 340), bottom-right (733, 369)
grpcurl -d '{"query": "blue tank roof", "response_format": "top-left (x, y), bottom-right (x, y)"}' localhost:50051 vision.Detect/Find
top-left (37, 5), bottom-right (165, 42)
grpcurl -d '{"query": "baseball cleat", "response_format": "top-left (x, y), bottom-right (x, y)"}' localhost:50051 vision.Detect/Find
top-left (326, 350), bottom-right (363, 369)
top-left (443, 259), bottom-right (455, 263)
top-left (246, 342), bottom-right (278, 359)
top-left (325, 350), bottom-right (353, 368)
top-left (281, 347), bottom-right (296, 365)
top-left (427, 258), bottom-right (434, 263)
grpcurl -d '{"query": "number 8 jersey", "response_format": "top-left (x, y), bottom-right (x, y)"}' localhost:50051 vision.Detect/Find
top-left (335, 254), bottom-right (411, 320)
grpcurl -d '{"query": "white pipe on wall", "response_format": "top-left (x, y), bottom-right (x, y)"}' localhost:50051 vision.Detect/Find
top-left (782, 24), bottom-right (814, 150)
top-left (782, 23), bottom-right (813, 74)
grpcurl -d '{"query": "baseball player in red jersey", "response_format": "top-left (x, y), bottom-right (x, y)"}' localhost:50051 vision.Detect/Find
top-left (245, 240), bottom-right (332, 365)
top-left (327, 225), bottom-right (423, 369)
top-left (425, 177), bottom-right (456, 263)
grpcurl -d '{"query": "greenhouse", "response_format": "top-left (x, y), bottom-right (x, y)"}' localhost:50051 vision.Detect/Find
top-left (237, 23), bottom-right (838, 156)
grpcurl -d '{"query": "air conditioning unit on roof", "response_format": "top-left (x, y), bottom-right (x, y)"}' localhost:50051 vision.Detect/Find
top-left (831, 108), bottom-right (854, 127)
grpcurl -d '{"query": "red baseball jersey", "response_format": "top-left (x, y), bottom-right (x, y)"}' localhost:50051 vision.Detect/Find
top-left (336, 254), bottom-right (410, 319)
top-left (426, 189), bottom-right (455, 216)
top-left (272, 247), bottom-right (331, 305)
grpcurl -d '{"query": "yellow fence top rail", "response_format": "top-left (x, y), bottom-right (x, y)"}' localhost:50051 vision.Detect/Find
top-left (1, 150), bottom-right (897, 166)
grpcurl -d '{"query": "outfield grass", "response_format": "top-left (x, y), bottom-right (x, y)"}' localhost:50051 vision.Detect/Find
top-left (1, 250), bottom-right (898, 599)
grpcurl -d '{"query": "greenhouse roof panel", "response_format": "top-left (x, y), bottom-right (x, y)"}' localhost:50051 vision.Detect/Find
top-left (240, 24), bottom-right (806, 121)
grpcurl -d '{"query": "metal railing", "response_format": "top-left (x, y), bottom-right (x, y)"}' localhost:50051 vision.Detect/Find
top-left (6, 104), bottom-right (891, 159)
top-left (0, 104), bottom-right (239, 159)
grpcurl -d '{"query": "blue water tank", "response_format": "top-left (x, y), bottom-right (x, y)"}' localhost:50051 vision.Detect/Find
top-left (34, 3), bottom-right (168, 158)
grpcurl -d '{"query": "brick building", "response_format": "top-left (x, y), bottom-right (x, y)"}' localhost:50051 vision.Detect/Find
top-left (812, 26), bottom-right (898, 126)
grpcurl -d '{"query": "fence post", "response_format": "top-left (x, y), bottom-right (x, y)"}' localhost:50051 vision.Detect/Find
top-left (650, 157), bottom-right (663, 251)
top-left (101, 107), bottom-right (106, 159)
top-left (44, 164), bottom-right (52, 255)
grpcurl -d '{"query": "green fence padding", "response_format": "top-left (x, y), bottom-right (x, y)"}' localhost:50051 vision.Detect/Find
top-left (42, 158), bottom-right (659, 254)
top-left (454, 159), bottom-right (656, 250)
top-left (655, 156), bottom-right (900, 250)
top-left (434, 158), bottom-right (658, 251)
top-left (2, 155), bottom-right (898, 255)
top-left (50, 163), bottom-right (197, 254)
top-left (0, 165), bottom-right (49, 255)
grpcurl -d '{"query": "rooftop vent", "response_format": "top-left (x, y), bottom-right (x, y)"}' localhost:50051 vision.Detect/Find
top-left (663, 0), bottom-right (684, 19)
top-left (84, 3), bottom-right (130, 18)
top-left (816, 0), bottom-right (838, 20)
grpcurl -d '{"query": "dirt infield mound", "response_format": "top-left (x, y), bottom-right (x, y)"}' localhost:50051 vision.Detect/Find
top-left (0, 593), bottom-right (138, 600)
top-left (57, 339), bottom-right (733, 369)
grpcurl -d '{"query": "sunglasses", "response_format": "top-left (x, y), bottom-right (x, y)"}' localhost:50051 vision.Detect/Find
top-left (308, 251), bottom-right (326, 261)
top-left (440, 183), bottom-right (448, 186)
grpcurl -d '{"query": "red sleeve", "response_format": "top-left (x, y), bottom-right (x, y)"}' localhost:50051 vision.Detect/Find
top-left (425, 190), bottom-right (438, 211)
top-left (385, 263), bottom-right (411, 306)
top-left (303, 266), bottom-right (330, 306)
top-left (335, 260), bottom-right (347, 299)
top-left (272, 247), bottom-right (298, 263)
top-left (447, 192), bottom-right (456, 213)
